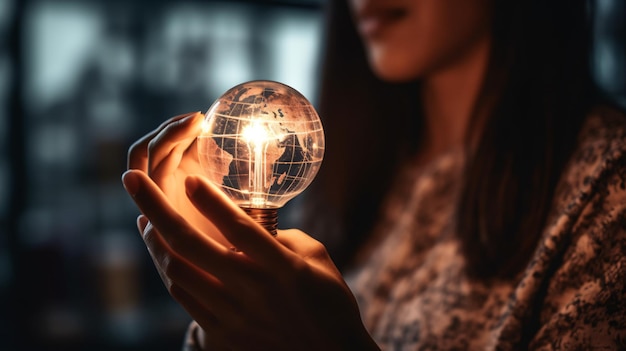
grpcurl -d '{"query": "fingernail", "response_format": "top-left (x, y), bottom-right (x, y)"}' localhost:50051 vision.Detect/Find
top-left (136, 214), bottom-right (148, 233)
top-left (182, 111), bottom-right (201, 123)
top-left (122, 170), bottom-right (139, 196)
top-left (181, 113), bottom-right (196, 122)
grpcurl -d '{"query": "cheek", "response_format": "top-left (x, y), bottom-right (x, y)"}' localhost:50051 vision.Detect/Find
top-left (360, 9), bottom-right (452, 81)
top-left (363, 24), bottom-right (444, 82)
top-left (362, 0), bottom-right (492, 82)
top-left (365, 40), bottom-right (428, 82)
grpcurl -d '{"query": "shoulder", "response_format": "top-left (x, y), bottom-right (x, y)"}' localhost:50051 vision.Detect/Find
top-left (542, 103), bottom-right (626, 287)
top-left (545, 103), bottom-right (626, 287)
top-left (528, 106), bottom-right (626, 349)
top-left (552, 105), bottom-right (626, 218)
top-left (572, 104), bottom-right (625, 172)
top-left (576, 104), bottom-right (626, 156)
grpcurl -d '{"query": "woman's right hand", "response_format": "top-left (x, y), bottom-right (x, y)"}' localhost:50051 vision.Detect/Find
top-left (121, 169), bottom-right (379, 351)
top-left (126, 112), bottom-right (231, 247)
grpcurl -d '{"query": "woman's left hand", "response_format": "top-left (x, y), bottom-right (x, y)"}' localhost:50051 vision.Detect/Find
top-left (121, 170), bottom-right (378, 351)
top-left (126, 112), bottom-right (231, 248)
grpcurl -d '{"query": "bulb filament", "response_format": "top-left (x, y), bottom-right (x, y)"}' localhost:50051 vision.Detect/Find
top-left (242, 121), bottom-right (272, 207)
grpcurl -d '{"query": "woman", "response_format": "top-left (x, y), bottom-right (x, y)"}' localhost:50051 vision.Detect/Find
top-left (122, 0), bottom-right (626, 349)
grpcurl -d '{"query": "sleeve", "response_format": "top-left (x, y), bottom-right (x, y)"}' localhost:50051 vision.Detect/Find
top-left (529, 157), bottom-right (626, 350)
top-left (182, 321), bottom-right (203, 351)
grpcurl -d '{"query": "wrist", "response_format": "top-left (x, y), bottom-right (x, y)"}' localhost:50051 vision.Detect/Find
top-left (331, 322), bottom-right (379, 351)
top-left (351, 325), bottom-right (380, 351)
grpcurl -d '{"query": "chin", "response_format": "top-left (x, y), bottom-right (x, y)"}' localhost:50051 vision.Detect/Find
top-left (367, 54), bottom-right (422, 83)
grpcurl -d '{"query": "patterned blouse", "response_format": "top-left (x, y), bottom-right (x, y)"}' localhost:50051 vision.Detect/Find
top-left (345, 106), bottom-right (626, 350)
top-left (183, 107), bottom-right (626, 350)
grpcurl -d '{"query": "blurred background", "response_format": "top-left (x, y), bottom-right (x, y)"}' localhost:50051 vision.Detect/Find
top-left (2, 0), bottom-right (325, 350)
top-left (0, 0), bottom-right (624, 350)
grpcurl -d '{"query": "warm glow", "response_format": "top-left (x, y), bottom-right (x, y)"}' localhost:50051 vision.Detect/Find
top-left (241, 120), bottom-right (272, 208)
top-left (201, 118), bottom-right (211, 134)
top-left (242, 121), bottom-right (270, 146)
top-left (197, 80), bottom-right (325, 215)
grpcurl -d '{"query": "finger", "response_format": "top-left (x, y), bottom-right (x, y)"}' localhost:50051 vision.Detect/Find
top-left (275, 229), bottom-right (326, 259)
top-left (137, 214), bottom-right (148, 233)
top-left (186, 138), bottom-right (200, 164)
top-left (170, 289), bottom-right (234, 350)
top-left (169, 285), bottom-right (221, 332)
top-left (276, 229), bottom-right (340, 274)
top-left (185, 175), bottom-right (292, 267)
top-left (141, 220), bottom-right (176, 290)
top-left (148, 112), bottom-right (203, 180)
top-left (127, 111), bottom-right (199, 171)
top-left (140, 220), bottom-right (236, 312)
top-left (122, 169), bottom-right (243, 280)
top-left (150, 137), bottom-right (196, 182)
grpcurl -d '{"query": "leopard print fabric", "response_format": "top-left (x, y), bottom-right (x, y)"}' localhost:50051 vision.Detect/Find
top-left (344, 106), bottom-right (626, 350)
top-left (182, 107), bottom-right (626, 351)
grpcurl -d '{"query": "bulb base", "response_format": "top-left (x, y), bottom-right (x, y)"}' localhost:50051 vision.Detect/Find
top-left (242, 207), bottom-right (278, 236)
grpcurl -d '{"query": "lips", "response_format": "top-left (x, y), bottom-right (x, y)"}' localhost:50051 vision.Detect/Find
top-left (356, 6), bottom-right (408, 38)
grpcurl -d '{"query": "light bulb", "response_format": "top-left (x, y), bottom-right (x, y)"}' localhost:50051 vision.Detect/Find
top-left (197, 80), bottom-right (325, 235)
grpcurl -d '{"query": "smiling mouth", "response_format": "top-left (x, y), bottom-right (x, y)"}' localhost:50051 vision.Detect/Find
top-left (357, 7), bottom-right (408, 38)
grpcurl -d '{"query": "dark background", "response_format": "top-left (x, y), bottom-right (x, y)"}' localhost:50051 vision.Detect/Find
top-left (2, 0), bottom-right (325, 350)
top-left (0, 0), bottom-right (624, 350)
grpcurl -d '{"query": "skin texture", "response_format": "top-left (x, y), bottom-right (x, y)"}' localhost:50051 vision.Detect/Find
top-left (349, 0), bottom-right (492, 81)
top-left (126, 112), bottom-right (231, 248)
top-left (349, 0), bottom-right (492, 162)
top-left (123, 0), bottom-right (494, 349)
top-left (123, 113), bottom-right (378, 350)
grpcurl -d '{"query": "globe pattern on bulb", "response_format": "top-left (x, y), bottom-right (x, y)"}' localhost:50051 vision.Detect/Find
top-left (197, 80), bottom-right (325, 209)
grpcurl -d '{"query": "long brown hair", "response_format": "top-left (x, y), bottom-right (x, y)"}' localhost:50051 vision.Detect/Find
top-left (300, 0), bottom-right (603, 278)
top-left (458, 0), bottom-right (599, 278)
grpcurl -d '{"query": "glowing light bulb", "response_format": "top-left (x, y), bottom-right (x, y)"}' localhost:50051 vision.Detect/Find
top-left (197, 80), bottom-right (325, 235)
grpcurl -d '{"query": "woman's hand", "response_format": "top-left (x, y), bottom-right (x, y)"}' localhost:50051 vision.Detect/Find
top-left (121, 170), bottom-right (378, 350)
top-left (126, 112), bottom-right (230, 246)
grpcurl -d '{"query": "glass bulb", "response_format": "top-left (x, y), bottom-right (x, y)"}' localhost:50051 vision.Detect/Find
top-left (197, 80), bottom-right (325, 235)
